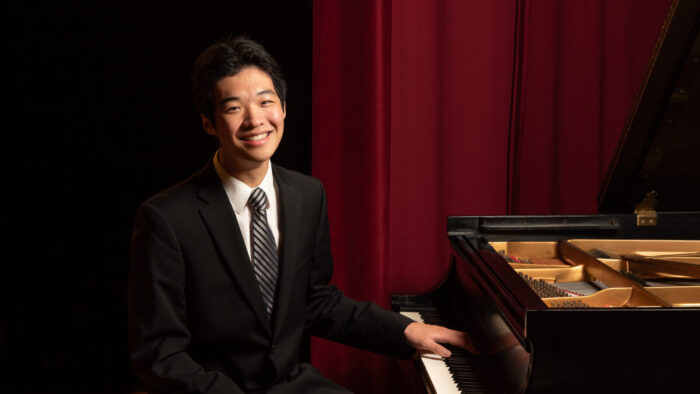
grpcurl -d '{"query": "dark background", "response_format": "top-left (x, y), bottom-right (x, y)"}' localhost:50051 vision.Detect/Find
top-left (3, 2), bottom-right (312, 392)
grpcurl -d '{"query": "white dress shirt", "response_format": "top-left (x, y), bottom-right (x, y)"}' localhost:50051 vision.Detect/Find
top-left (213, 151), bottom-right (280, 262)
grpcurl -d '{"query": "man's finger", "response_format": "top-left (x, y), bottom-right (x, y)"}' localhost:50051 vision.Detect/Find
top-left (404, 322), bottom-right (480, 357)
top-left (434, 328), bottom-right (480, 355)
top-left (420, 341), bottom-right (451, 358)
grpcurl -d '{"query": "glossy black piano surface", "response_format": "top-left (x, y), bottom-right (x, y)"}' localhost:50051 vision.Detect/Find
top-left (395, 233), bottom-right (700, 392)
top-left (393, 1), bottom-right (700, 392)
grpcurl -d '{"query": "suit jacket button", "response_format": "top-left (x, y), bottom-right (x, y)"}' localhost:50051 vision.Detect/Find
top-left (270, 345), bottom-right (276, 354)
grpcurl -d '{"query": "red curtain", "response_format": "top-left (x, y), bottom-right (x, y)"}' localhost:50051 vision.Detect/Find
top-left (509, 0), bottom-right (672, 214)
top-left (311, 1), bottom-right (670, 392)
top-left (312, 1), bottom-right (402, 392)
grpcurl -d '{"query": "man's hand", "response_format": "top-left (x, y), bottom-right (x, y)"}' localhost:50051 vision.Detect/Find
top-left (404, 322), bottom-right (479, 358)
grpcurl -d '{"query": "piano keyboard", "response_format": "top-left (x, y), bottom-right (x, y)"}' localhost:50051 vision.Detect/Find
top-left (402, 311), bottom-right (462, 393)
top-left (401, 310), bottom-right (516, 394)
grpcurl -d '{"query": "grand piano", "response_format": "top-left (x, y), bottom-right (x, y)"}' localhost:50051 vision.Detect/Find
top-left (393, 1), bottom-right (700, 392)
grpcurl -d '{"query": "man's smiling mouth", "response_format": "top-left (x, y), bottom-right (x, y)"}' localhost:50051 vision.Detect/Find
top-left (242, 131), bottom-right (271, 141)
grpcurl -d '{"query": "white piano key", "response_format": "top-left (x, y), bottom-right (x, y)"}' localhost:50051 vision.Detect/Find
top-left (401, 311), bottom-right (462, 394)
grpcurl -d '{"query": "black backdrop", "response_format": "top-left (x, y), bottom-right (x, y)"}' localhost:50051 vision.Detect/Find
top-left (4, 2), bottom-right (312, 392)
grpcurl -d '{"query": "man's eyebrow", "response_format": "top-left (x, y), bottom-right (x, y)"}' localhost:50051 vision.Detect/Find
top-left (219, 96), bottom-right (240, 105)
top-left (219, 90), bottom-right (276, 105)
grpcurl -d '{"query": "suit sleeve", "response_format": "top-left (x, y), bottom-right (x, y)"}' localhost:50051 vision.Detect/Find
top-left (303, 182), bottom-right (416, 359)
top-left (128, 203), bottom-right (245, 394)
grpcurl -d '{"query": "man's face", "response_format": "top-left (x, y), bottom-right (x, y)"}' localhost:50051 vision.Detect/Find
top-left (202, 66), bottom-right (285, 172)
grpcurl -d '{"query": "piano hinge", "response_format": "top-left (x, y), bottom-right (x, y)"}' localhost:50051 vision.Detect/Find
top-left (634, 191), bottom-right (658, 226)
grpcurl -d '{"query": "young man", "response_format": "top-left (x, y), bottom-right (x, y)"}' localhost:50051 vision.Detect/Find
top-left (128, 37), bottom-right (474, 393)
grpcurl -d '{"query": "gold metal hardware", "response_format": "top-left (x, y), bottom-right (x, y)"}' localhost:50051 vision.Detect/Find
top-left (634, 191), bottom-right (658, 226)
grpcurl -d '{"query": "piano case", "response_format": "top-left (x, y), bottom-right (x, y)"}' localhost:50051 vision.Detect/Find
top-left (394, 1), bottom-right (700, 392)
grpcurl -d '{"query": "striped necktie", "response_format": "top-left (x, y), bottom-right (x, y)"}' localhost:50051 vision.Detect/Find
top-left (248, 188), bottom-right (279, 318)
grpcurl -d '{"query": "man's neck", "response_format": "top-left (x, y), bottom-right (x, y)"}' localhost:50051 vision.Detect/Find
top-left (218, 152), bottom-right (269, 188)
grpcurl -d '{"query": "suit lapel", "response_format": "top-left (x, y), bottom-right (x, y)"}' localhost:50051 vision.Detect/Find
top-left (272, 165), bottom-right (303, 340)
top-left (196, 161), bottom-right (272, 335)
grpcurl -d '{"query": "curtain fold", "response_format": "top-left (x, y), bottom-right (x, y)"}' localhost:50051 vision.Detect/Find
top-left (312, 1), bottom-right (670, 392)
top-left (311, 1), bottom-right (402, 393)
top-left (510, 0), bottom-right (672, 214)
top-left (388, 0), bottom-right (517, 294)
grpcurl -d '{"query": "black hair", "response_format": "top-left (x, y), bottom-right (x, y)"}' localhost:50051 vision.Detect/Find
top-left (191, 36), bottom-right (287, 125)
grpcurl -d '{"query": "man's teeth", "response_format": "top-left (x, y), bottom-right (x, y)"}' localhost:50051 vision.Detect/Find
top-left (244, 132), bottom-right (270, 141)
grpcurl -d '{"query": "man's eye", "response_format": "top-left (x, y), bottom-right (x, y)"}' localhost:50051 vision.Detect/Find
top-left (225, 106), bottom-right (240, 113)
top-left (261, 100), bottom-right (274, 106)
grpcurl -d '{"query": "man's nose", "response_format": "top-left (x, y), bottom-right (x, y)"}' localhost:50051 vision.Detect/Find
top-left (243, 106), bottom-right (265, 128)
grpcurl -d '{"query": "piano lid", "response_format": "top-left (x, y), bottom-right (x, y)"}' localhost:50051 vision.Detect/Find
top-left (598, 0), bottom-right (700, 213)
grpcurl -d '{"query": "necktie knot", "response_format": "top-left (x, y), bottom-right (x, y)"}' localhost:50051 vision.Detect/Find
top-left (249, 188), bottom-right (267, 213)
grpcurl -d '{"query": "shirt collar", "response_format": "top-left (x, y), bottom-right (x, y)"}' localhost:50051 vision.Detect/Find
top-left (213, 150), bottom-right (275, 214)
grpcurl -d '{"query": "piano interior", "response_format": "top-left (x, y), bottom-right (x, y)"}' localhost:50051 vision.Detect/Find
top-left (493, 239), bottom-right (700, 308)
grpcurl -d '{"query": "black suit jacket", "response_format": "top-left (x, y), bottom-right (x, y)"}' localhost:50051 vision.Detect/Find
top-left (128, 160), bottom-right (414, 393)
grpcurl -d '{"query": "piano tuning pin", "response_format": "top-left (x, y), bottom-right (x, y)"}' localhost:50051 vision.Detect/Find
top-left (550, 299), bottom-right (592, 308)
top-left (518, 272), bottom-right (569, 298)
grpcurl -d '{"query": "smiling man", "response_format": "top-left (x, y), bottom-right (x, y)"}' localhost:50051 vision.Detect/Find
top-left (128, 37), bottom-right (474, 393)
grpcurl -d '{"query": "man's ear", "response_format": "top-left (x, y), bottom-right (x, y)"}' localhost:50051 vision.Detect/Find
top-left (201, 114), bottom-right (216, 136)
top-left (283, 101), bottom-right (286, 119)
